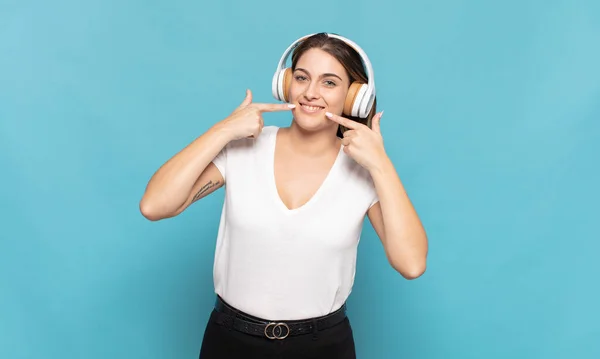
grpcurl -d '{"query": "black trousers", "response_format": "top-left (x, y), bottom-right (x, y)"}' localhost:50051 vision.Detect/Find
top-left (198, 305), bottom-right (357, 359)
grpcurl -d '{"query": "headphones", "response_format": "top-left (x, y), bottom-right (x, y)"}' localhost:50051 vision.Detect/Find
top-left (271, 33), bottom-right (376, 118)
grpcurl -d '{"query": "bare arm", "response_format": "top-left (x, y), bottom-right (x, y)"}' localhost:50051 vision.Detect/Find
top-left (367, 163), bottom-right (428, 280)
top-left (139, 124), bottom-right (232, 221)
top-left (139, 89), bottom-right (294, 221)
top-left (326, 111), bottom-right (428, 279)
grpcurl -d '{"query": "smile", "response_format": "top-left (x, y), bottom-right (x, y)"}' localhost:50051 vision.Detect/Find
top-left (299, 103), bottom-right (325, 113)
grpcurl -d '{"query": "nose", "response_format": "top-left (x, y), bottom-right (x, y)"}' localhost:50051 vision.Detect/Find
top-left (303, 80), bottom-right (320, 100)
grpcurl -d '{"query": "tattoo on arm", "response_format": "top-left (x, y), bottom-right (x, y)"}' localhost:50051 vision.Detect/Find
top-left (192, 180), bottom-right (221, 203)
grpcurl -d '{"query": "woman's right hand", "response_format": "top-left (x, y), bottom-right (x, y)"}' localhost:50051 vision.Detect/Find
top-left (218, 89), bottom-right (295, 140)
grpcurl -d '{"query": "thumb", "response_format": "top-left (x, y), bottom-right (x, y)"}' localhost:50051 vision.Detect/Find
top-left (238, 89), bottom-right (252, 108)
top-left (371, 111), bottom-right (383, 133)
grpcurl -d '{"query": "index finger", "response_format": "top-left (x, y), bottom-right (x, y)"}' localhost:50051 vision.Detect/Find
top-left (325, 112), bottom-right (361, 129)
top-left (254, 103), bottom-right (296, 112)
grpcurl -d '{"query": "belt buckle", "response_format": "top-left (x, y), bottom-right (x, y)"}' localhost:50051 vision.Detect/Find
top-left (264, 322), bottom-right (290, 340)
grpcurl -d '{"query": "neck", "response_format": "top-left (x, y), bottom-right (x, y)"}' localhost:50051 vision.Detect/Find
top-left (282, 120), bottom-right (341, 157)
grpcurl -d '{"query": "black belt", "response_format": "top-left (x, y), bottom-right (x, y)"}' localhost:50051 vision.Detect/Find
top-left (213, 296), bottom-right (347, 340)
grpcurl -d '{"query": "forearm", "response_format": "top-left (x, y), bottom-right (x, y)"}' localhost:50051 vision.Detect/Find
top-left (370, 157), bottom-right (428, 277)
top-left (140, 123), bottom-right (233, 216)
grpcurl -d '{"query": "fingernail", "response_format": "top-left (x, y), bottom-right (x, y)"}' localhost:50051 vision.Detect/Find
top-left (325, 112), bottom-right (333, 117)
top-left (380, 110), bottom-right (384, 118)
top-left (288, 104), bottom-right (296, 108)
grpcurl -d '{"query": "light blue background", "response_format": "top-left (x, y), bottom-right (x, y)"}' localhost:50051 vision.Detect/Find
top-left (1, 0), bottom-right (599, 358)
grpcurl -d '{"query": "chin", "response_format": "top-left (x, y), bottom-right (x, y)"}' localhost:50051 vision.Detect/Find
top-left (293, 113), bottom-right (327, 132)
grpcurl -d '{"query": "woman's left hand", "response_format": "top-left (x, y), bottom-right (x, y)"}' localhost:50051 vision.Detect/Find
top-left (325, 111), bottom-right (387, 172)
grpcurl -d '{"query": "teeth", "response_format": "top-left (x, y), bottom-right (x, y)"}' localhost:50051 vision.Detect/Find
top-left (301, 104), bottom-right (323, 111)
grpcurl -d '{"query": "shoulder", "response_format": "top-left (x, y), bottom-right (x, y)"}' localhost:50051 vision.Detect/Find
top-left (336, 151), bottom-right (378, 204)
top-left (335, 151), bottom-right (378, 213)
top-left (338, 151), bottom-right (375, 186)
top-left (224, 126), bottom-right (279, 153)
top-left (260, 126), bottom-right (279, 139)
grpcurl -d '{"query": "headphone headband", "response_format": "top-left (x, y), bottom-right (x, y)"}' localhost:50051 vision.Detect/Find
top-left (272, 33), bottom-right (376, 118)
top-left (275, 33), bottom-right (376, 96)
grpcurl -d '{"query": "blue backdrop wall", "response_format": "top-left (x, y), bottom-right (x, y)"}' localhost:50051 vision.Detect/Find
top-left (1, 0), bottom-right (599, 358)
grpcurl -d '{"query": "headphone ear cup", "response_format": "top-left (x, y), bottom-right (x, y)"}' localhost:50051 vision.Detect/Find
top-left (282, 68), bottom-right (293, 102)
top-left (343, 82), bottom-right (366, 117)
top-left (274, 67), bottom-right (292, 102)
top-left (272, 69), bottom-right (284, 101)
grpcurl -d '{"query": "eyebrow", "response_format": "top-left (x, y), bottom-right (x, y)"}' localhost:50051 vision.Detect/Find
top-left (295, 67), bottom-right (343, 81)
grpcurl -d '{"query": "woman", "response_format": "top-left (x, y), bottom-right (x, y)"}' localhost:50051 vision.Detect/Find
top-left (140, 33), bottom-right (428, 359)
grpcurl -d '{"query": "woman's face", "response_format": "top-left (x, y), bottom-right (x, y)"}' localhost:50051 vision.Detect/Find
top-left (288, 48), bottom-right (350, 132)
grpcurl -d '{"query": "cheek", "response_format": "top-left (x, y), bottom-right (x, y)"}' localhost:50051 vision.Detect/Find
top-left (324, 90), bottom-right (347, 110)
top-left (288, 85), bottom-right (300, 99)
top-left (287, 82), bottom-right (304, 101)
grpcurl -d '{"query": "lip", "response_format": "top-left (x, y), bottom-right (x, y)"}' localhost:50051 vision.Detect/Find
top-left (298, 102), bottom-right (326, 114)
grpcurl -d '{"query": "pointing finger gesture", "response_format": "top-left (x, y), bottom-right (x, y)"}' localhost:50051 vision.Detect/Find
top-left (222, 89), bottom-right (295, 140)
top-left (325, 111), bottom-right (386, 172)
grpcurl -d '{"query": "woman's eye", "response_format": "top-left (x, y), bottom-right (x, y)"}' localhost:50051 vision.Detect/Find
top-left (293, 75), bottom-right (335, 87)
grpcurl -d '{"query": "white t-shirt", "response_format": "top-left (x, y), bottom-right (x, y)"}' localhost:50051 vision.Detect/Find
top-left (211, 126), bottom-right (379, 321)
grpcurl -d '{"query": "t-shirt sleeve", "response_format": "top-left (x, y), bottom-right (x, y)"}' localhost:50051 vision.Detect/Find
top-left (211, 144), bottom-right (228, 181)
top-left (353, 163), bottom-right (379, 210)
top-left (368, 177), bottom-right (380, 209)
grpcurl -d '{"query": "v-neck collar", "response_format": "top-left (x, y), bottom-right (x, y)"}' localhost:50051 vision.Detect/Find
top-left (268, 127), bottom-right (344, 214)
